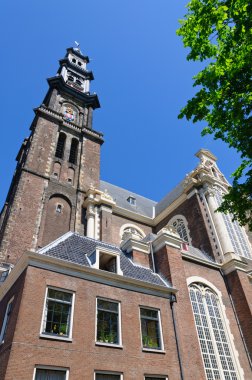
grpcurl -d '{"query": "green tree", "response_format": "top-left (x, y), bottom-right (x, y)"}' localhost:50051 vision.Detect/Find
top-left (177, 0), bottom-right (252, 230)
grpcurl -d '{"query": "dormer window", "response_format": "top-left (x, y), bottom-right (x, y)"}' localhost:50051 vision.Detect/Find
top-left (99, 252), bottom-right (117, 272)
top-left (89, 248), bottom-right (123, 275)
top-left (127, 196), bottom-right (136, 206)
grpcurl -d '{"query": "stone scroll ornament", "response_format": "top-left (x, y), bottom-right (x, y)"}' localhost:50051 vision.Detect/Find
top-left (64, 106), bottom-right (75, 122)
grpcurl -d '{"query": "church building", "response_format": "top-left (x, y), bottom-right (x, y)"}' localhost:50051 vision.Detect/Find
top-left (0, 47), bottom-right (251, 380)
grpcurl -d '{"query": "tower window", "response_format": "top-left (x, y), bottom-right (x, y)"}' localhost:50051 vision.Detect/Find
top-left (55, 133), bottom-right (66, 159)
top-left (75, 79), bottom-right (83, 87)
top-left (56, 204), bottom-right (62, 213)
top-left (72, 58), bottom-right (76, 63)
top-left (127, 196), bottom-right (136, 205)
top-left (69, 138), bottom-right (78, 164)
top-left (67, 75), bottom-right (74, 82)
top-left (78, 61), bottom-right (82, 66)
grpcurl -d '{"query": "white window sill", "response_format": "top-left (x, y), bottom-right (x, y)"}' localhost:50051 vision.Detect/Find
top-left (39, 334), bottom-right (73, 342)
top-left (142, 347), bottom-right (166, 354)
top-left (96, 341), bottom-right (123, 349)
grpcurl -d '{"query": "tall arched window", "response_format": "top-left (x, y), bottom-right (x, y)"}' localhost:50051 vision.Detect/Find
top-left (55, 132), bottom-right (66, 159)
top-left (168, 215), bottom-right (191, 244)
top-left (69, 138), bottom-right (78, 164)
top-left (189, 283), bottom-right (239, 380)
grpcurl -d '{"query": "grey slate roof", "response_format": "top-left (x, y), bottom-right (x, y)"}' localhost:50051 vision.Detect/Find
top-left (100, 179), bottom-right (187, 219)
top-left (38, 232), bottom-right (171, 288)
top-left (155, 180), bottom-right (185, 216)
top-left (100, 180), bottom-right (156, 218)
top-left (184, 245), bottom-right (216, 264)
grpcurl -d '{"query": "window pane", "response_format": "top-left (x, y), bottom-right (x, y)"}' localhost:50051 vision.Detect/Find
top-left (97, 300), bottom-right (119, 344)
top-left (189, 285), bottom-right (238, 380)
top-left (35, 369), bottom-right (66, 380)
top-left (140, 308), bottom-right (161, 349)
top-left (96, 374), bottom-right (120, 380)
top-left (43, 289), bottom-right (72, 337)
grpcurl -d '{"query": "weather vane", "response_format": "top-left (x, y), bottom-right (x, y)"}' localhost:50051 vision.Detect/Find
top-left (74, 41), bottom-right (80, 49)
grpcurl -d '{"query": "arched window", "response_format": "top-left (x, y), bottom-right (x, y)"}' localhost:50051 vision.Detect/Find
top-left (189, 283), bottom-right (239, 380)
top-left (120, 224), bottom-right (145, 240)
top-left (55, 132), bottom-right (66, 159)
top-left (168, 215), bottom-right (191, 244)
top-left (69, 138), bottom-right (78, 164)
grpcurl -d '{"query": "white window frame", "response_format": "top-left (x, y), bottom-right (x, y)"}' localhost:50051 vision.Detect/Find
top-left (40, 286), bottom-right (75, 342)
top-left (0, 296), bottom-right (14, 344)
top-left (92, 248), bottom-right (123, 275)
top-left (187, 276), bottom-right (244, 380)
top-left (139, 306), bottom-right (164, 352)
top-left (94, 371), bottom-right (123, 380)
top-left (168, 215), bottom-right (192, 245)
top-left (33, 366), bottom-right (69, 380)
top-left (95, 297), bottom-right (122, 348)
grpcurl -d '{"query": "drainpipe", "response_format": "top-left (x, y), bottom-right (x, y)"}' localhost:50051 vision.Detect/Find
top-left (220, 269), bottom-right (252, 370)
top-left (149, 241), bottom-right (156, 273)
top-left (170, 294), bottom-right (184, 380)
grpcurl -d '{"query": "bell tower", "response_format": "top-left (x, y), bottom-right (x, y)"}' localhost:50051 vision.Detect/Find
top-left (0, 46), bottom-right (103, 265)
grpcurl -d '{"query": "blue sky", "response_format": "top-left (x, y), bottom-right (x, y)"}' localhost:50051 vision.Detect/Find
top-left (0, 0), bottom-right (241, 207)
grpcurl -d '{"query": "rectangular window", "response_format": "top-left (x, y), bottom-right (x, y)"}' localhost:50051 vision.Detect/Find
top-left (96, 374), bottom-right (121, 380)
top-left (140, 307), bottom-right (162, 350)
top-left (96, 299), bottom-right (120, 345)
top-left (145, 377), bottom-right (167, 380)
top-left (0, 297), bottom-right (14, 343)
top-left (41, 288), bottom-right (73, 338)
top-left (35, 368), bottom-right (67, 380)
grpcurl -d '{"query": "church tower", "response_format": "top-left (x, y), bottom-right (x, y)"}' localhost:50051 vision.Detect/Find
top-left (0, 47), bottom-right (103, 265)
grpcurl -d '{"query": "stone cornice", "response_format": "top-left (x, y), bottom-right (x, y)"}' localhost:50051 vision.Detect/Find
top-left (153, 193), bottom-right (188, 225)
top-left (83, 187), bottom-right (116, 209)
top-left (113, 205), bottom-right (154, 225)
top-left (34, 106), bottom-right (104, 143)
top-left (47, 75), bottom-right (100, 109)
top-left (0, 251), bottom-right (177, 301)
top-left (221, 253), bottom-right (249, 275)
top-left (152, 227), bottom-right (182, 252)
top-left (120, 237), bottom-right (149, 255)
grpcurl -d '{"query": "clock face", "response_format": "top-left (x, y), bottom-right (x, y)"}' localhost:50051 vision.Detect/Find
top-left (64, 106), bottom-right (75, 122)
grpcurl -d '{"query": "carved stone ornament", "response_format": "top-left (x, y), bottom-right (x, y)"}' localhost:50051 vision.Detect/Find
top-left (64, 106), bottom-right (75, 122)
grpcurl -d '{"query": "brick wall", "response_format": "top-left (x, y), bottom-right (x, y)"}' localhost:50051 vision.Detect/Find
top-left (154, 245), bottom-right (206, 380)
top-left (0, 270), bottom-right (26, 379)
top-left (3, 265), bottom-right (181, 380)
top-left (155, 194), bottom-right (214, 258)
top-left (226, 270), bottom-right (252, 358)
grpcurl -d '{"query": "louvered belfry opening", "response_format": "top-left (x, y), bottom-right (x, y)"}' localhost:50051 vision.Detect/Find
top-left (55, 132), bottom-right (66, 159)
top-left (69, 138), bottom-right (78, 164)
